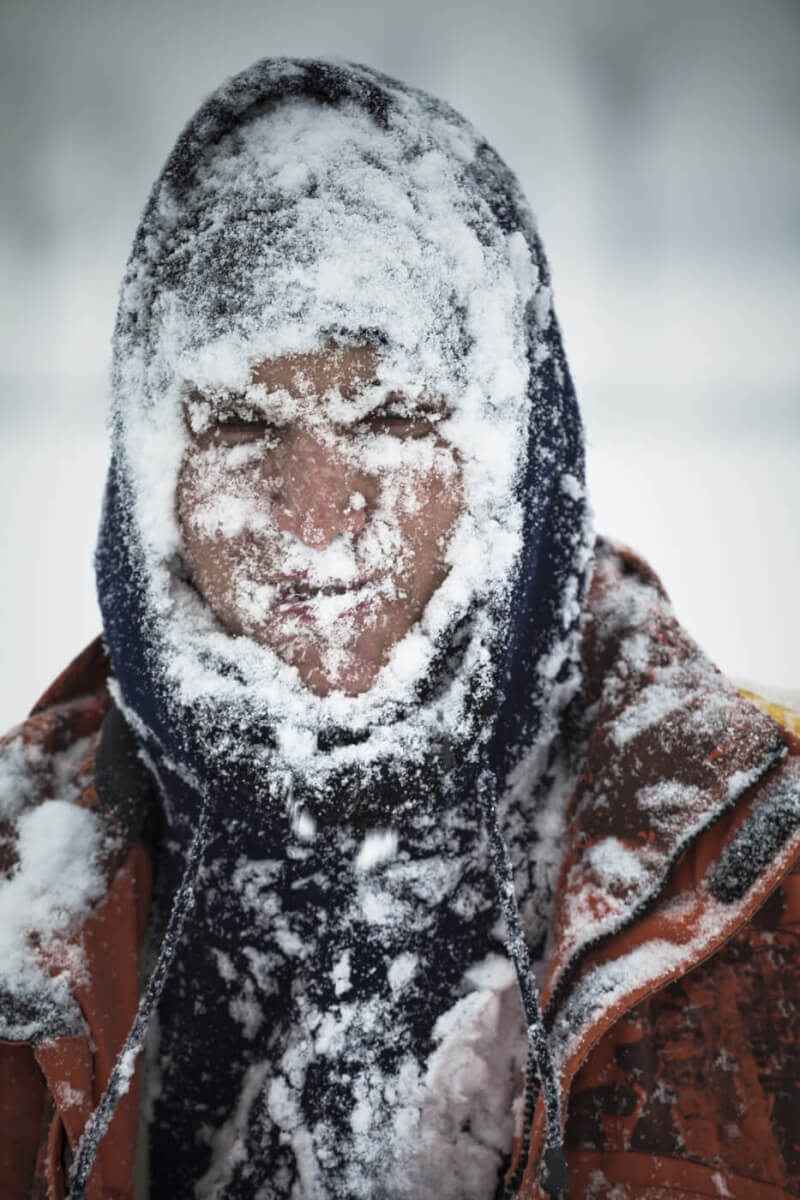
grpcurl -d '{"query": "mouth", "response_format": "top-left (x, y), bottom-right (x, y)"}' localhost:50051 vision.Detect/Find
top-left (271, 574), bottom-right (379, 607)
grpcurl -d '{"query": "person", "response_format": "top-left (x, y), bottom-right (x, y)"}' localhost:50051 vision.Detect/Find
top-left (0, 57), bottom-right (798, 1200)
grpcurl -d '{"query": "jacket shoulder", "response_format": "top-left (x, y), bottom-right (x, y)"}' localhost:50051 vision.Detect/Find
top-left (515, 540), bottom-right (800, 1195)
top-left (0, 638), bottom-right (152, 1044)
top-left (576, 537), bottom-right (799, 912)
top-left (28, 636), bottom-right (113, 718)
top-left (543, 533), bottom-right (800, 1023)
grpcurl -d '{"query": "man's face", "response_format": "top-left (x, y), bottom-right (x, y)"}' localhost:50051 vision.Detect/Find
top-left (176, 346), bottom-right (463, 696)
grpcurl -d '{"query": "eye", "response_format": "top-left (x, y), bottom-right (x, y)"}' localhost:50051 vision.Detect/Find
top-left (211, 409), bottom-right (277, 444)
top-left (184, 391), bottom-right (280, 446)
top-left (361, 407), bottom-right (445, 439)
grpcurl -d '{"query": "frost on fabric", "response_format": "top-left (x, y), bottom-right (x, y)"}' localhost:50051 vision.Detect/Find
top-left (494, 529), bottom-right (591, 971)
top-left (52, 1081), bottom-right (88, 1111)
top-left (583, 837), bottom-right (651, 891)
top-left (548, 870), bottom-right (780, 1080)
top-left (499, 739), bottom-right (579, 974)
top-left (196, 1061), bottom-right (273, 1199)
top-left (108, 60), bottom-right (567, 809)
top-left (202, 947), bottom-right (526, 1198)
top-left (356, 829), bottom-right (399, 871)
top-left (542, 542), bottom-right (787, 1006)
top-left (708, 756), bottom-right (800, 903)
top-left (165, 798), bottom-right (537, 1200)
top-left (0, 734), bottom-right (106, 1041)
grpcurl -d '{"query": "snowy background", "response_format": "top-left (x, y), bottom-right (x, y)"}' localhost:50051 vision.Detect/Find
top-left (1, 0), bottom-right (798, 730)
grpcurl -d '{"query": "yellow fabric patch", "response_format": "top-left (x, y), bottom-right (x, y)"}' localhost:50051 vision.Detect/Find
top-left (739, 690), bottom-right (800, 736)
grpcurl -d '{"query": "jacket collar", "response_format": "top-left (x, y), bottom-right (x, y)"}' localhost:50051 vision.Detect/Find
top-left (544, 537), bottom-right (787, 1021)
top-left (512, 539), bottom-right (800, 1195)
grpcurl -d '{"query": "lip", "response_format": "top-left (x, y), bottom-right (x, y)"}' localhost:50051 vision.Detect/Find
top-left (269, 574), bottom-right (385, 618)
top-left (270, 574), bottom-right (377, 602)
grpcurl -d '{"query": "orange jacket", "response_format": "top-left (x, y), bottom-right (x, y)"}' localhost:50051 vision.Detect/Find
top-left (0, 637), bottom-right (151, 1200)
top-left (1, 543), bottom-right (799, 1199)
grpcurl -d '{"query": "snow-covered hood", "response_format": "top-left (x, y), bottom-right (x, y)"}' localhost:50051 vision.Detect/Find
top-left (96, 57), bottom-right (591, 827)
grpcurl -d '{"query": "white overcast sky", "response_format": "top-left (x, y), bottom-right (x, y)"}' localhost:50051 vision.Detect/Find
top-left (1, 0), bottom-right (798, 726)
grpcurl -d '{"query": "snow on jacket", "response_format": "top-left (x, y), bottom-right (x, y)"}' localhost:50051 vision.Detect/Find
top-left (1, 539), bottom-right (799, 1199)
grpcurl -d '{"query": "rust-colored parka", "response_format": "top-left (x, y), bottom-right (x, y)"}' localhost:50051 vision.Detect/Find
top-left (2, 541), bottom-right (799, 1199)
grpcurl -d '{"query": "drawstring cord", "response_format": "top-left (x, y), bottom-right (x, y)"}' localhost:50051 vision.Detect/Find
top-left (67, 794), bottom-right (212, 1199)
top-left (69, 770), bottom-right (566, 1196)
top-left (478, 770), bottom-right (568, 1199)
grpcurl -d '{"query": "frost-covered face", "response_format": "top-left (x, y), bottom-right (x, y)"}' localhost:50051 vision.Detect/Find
top-left (177, 345), bottom-right (463, 696)
top-left (100, 83), bottom-right (556, 806)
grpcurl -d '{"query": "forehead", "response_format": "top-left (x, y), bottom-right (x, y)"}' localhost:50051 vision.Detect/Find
top-left (250, 345), bottom-right (379, 400)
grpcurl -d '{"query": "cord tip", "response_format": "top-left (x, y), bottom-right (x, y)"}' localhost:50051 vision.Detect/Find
top-left (541, 1144), bottom-right (569, 1196)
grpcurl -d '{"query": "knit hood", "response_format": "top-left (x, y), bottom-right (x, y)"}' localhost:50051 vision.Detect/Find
top-left (95, 57), bottom-right (592, 831)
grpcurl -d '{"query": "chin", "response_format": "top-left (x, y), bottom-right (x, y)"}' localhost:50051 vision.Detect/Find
top-left (285, 646), bottom-right (382, 697)
top-left (304, 663), bottom-right (379, 698)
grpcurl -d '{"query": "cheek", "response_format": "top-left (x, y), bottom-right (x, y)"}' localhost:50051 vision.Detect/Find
top-left (175, 457), bottom-right (207, 567)
top-left (379, 441), bottom-right (461, 508)
top-left (383, 451), bottom-right (463, 573)
top-left (177, 452), bottom-right (277, 543)
top-left (176, 453), bottom-right (281, 616)
top-left (409, 445), bottom-right (463, 530)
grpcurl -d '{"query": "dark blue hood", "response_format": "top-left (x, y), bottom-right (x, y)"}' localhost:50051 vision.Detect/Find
top-left (96, 57), bottom-right (591, 830)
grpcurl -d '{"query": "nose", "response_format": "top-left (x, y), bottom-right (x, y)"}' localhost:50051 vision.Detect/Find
top-left (270, 429), bottom-right (371, 550)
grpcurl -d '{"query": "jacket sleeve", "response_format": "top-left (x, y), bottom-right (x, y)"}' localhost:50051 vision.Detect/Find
top-left (0, 1041), bottom-right (48, 1197)
top-left (0, 842), bottom-right (152, 1200)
